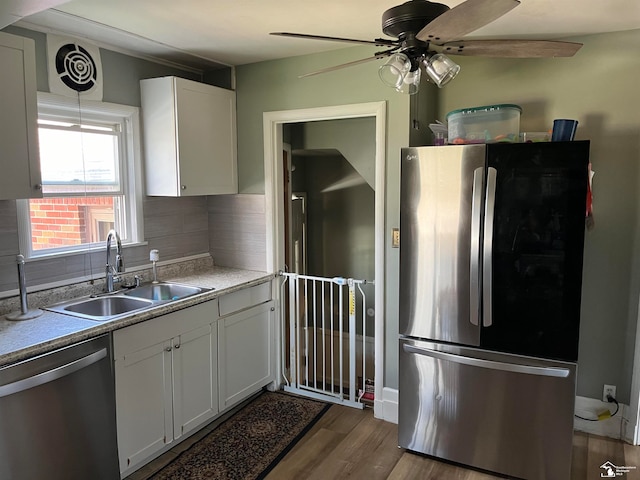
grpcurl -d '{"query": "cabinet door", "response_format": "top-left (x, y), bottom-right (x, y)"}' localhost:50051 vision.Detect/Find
top-left (172, 323), bottom-right (218, 440)
top-left (114, 339), bottom-right (173, 474)
top-left (141, 76), bottom-right (237, 197)
top-left (0, 32), bottom-right (42, 199)
top-left (175, 77), bottom-right (237, 196)
top-left (218, 301), bottom-right (274, 409)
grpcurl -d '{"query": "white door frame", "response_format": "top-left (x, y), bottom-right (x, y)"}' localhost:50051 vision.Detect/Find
top-left (626, 297), bottom-right (640, 444)
top-left (263, 101), bottom-right (386, 418)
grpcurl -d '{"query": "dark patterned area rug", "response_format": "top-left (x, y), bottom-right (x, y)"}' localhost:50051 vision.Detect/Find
top-left (151, 390), bottom-right (330, 480)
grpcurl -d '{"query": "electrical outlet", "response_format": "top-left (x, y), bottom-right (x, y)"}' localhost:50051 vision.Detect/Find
top-left (603, 384), bottom-right (616, 402)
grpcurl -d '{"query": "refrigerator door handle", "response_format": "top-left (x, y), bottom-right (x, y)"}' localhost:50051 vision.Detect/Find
top-left (483, 167), bottom-right (497, 327)
top-left (402, 344), bottom-right (571, 378)
top-left (469, 167), bottom-right (484, 327)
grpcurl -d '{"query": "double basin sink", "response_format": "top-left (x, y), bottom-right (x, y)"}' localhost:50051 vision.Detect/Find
top-left (45, 282), bottom-right (212, 322)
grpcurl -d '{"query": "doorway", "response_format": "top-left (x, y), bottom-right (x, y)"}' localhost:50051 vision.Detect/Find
top-left (263, 102), bottom-right (386, 417)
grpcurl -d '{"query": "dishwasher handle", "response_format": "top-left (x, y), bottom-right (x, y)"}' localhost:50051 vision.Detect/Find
top-left (402, 343), bottom-right (570, 378)
top-left (0, 348), bottom-right (107, 398)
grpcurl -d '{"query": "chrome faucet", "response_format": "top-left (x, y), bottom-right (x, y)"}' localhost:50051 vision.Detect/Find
top-left (105, 229), bottom-right (125, 292)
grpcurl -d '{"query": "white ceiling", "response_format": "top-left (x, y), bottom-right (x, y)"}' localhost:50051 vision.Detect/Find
top-left (14, 0), bottom-right (640, 71)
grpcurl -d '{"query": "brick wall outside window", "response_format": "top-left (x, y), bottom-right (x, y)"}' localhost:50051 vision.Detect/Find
top-left (30, 197), bottom-right (115, 250)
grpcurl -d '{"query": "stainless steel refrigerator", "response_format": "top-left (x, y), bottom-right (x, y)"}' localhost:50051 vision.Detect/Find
top-left (398, 141), bottom-right (589, 480)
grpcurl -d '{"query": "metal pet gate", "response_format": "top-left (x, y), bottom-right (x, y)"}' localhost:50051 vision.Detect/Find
top-left (279, 272), bottom-right (374, 409)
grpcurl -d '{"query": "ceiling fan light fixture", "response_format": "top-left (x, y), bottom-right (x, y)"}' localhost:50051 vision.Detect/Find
top-left (397, 67), bottom-right (421, 95)
top-left (423, 53), bottom-right (461, 88)
top-left (378, 52), bottom-right (411, 89)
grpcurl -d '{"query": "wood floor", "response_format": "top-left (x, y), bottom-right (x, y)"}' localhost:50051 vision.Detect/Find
top-left (131, 400), bottom-right (640, 480)
top-left (266, 404), bottom-right (640, 480)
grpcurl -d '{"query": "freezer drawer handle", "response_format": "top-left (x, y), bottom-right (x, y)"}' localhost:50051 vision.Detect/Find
top-left (0, 348), bottom-right (107, 398)
top-left (403, 344), bottom-right (570, 378)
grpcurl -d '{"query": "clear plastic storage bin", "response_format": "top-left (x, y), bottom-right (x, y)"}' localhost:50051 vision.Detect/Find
top-left (447, 104), bottom-right (521, 144)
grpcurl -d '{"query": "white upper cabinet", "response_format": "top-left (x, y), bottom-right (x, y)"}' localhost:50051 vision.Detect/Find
top-left (0, 31), bottom-right (42, 199)
top-left (140, 76), bottom-right (238, 196)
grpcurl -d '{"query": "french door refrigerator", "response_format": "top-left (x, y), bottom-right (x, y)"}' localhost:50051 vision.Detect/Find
top-left (398, 141), bottom-right (589, 480)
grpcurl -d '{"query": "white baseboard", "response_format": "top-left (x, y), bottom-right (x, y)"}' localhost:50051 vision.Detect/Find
top-left (376, 387), bottom-right (398, 424)
top-left (379, 390), bottom-right (630, 441)
top-left (574, 395), bottom-right (627, 440)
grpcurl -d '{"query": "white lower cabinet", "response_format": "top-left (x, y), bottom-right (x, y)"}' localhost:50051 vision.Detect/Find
top-left (114, 300), bottom-right (218, 476)
top-left (173, 324), bottom-right (218, 437)
top-left (113, 281), bottom-right (275, 477)
top-left (218, 300), bottom-right (275, 410)
top-left (114, 338), bottom-right (172, 473)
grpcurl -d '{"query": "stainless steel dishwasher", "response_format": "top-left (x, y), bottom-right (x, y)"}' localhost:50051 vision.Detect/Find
top-left (0, 334), bottom-right (120, 479)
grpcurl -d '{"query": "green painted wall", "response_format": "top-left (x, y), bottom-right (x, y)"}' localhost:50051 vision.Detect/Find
top-left (237, 30), bottom-right (640, 401)
top-left (441, 29), bottom-right (640, 403)
top-left (291, 116), bottom-right (377, 336)
top-left (293, 153), bottom-right (376, 336)
top-left (301, 117), bottom-right (376, 188)
top-left (235, 45), bottom-right (413, 389)
top-left (235, 46), bottom-right (412, 192)
top-left (10, 21), bottom-right (637, 401)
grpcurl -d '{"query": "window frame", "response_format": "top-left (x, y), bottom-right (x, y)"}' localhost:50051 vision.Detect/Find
top-left (37, 116), bottom-right (124, 196)
top-left (17, 92), bottom-right (145, 259)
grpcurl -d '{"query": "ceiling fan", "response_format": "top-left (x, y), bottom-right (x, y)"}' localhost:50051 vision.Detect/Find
top-left (271, 0), bottom-right (582, 94)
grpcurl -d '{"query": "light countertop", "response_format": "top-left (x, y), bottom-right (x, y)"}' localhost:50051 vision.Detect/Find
top-left (0, 266), bottom-right (274, 368)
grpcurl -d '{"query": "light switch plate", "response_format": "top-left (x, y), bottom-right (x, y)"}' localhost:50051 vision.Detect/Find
top-left (392, 228), bottom-right (400, 248)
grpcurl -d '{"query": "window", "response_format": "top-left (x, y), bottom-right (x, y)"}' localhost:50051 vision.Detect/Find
top-left (17, 93), bottom-right (143, 258)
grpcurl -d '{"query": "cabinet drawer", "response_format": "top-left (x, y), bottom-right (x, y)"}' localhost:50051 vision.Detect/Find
top-left (114, 299), bottom-right (218, 358)
top-left (218, 282), bottom-right (271, 317)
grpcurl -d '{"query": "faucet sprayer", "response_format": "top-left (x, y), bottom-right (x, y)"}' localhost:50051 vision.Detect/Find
top-left (6, 255), bottom-right (43, 321)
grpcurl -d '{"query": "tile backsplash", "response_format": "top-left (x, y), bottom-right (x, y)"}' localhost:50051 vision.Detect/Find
top-left (0, 193), bottom-right (267, 298)
top-left (208, 194), bottom-right (267, 272)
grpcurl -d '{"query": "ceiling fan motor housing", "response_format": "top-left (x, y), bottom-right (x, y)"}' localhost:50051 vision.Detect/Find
top-left (382, 0), bottom-right (450, 40)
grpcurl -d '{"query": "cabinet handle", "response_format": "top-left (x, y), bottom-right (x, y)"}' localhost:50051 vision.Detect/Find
top-left (174, 344), bottom-right (180, 349)
top-left (34, 184), bottom-right (42, 190)
top-left (180, 185), bottom-right (187, 190)
top-left (165, 347), bottom-right (172, 352)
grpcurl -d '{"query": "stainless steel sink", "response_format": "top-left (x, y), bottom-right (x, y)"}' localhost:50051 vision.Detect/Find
top-left (123, 282), bottom-right (210, 301)
top-left (44, 282), bottom-right (211, 322)
top-left (46, 296), bottom-right (155, 322)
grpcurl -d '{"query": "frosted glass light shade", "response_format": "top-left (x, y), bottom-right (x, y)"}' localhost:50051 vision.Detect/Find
top-left (378, 53), bottom-right (411, 89)
top-left (423, 53), bottom-right (460, 88)
top-left (397, 68), bottom-right (421, 95)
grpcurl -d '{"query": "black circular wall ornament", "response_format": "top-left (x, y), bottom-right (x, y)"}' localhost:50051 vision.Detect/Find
top-left (55, 43), bottom-right (98, 93)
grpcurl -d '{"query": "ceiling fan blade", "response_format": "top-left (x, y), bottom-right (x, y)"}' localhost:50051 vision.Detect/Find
top-left (416, 0), bottom-right (520, 44)
top-left (298, 51), bottom-right (395, 78)
top-left (439, 39), bottom-right (583, 57)
top-left (270, 32), bottom-right (397, 47)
